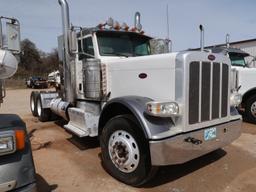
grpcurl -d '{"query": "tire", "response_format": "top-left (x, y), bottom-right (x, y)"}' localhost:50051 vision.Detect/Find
top-left (30, 91), bottom-right (39, 117)
top-left (36, 93), bottom-right (52, 122)
top-left (100, 115), bottom-right (156, 186)
top-left (244, 95), bottom-right (256, 123)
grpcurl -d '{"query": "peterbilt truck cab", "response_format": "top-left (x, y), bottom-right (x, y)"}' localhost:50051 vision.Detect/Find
top-left (30, 0), bottom-right (242, 186)
top-left (0, 17), bottom-right (36, 192)
top-left (211, 46), bottom-right (256, 123)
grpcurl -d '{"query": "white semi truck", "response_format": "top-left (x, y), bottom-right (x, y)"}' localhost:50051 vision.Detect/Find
top-left (48, 70), bottom-right (60, 88)
top-left (211, 36), bottom-right (256, 124)
top-left (30, 0), bottom-right (242, 186)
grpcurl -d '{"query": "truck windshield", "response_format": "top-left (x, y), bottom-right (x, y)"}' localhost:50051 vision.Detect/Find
top-left (97, 31), bottom-right (151, 57)
top-left (229, 54), bottom-right (246, 67)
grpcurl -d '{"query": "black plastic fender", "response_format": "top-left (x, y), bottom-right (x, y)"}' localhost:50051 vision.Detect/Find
top-left (98, 96), bottom-right (174, 140)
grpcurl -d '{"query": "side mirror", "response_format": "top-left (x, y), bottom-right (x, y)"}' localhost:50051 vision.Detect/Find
top-left (0, 17), bottom-right (21, 54)
top-left (6, 21), bottom-right (21, 53)
top-left (150, 39), bottom-right (170, 54)
top-left (69, 29), bottom-right (77, 53)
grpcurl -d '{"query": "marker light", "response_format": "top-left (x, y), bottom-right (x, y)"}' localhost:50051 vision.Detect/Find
top-left (121, 22), bottom-right (129, 31)
top-left (130, 27), bottom-right (136, 32)
top-left (97, 23), bottom-right (105, 30)
top-left (114, 21), bottom-right (121, 30)
top-left (146, 101), bottom-right (180, 117)
top-left (15, 130), bottom-right (25, 150)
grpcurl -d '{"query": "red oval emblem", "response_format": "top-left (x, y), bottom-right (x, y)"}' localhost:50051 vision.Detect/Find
top-left (208, 54), bottom-right (216, 61)
top-left (139, 73), bottom-right (147, 79)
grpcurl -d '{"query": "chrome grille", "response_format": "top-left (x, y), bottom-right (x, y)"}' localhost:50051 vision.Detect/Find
top-left (189, 62), bottom-right (229, 124)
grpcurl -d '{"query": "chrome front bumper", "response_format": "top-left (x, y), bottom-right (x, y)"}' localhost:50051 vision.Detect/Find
top-left (149, 119), bottom-right (242, 166)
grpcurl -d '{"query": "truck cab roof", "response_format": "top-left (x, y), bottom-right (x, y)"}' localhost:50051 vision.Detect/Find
top-left (211, 47), bottom-right (250, 57)
top-left (77, 27), bottom-right (152, 40)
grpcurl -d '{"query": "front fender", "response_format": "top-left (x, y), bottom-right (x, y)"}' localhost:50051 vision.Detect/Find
top-left (99, 96), bottom-right (174, 140)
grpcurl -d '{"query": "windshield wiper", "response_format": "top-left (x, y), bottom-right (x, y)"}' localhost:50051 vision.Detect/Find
top-left (101, 52), bottom-right (132, 57)
top-left (115, 53), bottom-right (131, 58)
top-left (232, 64), bottom-right (245, 67)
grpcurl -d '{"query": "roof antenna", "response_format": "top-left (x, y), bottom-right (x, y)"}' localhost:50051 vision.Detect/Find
top-left (226, 33), bottom-right (230, 48)
top-left (166, 4), bottom-right (172, 52)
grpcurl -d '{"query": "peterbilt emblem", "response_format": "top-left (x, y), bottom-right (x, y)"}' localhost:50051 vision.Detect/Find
top-left (139, 73), bottom-right (147, 79)
top-left (208, 54), bottom-right (216, 61)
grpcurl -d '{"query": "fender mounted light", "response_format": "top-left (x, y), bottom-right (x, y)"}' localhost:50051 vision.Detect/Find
top-left (146, 101), bottom-right (180, 117)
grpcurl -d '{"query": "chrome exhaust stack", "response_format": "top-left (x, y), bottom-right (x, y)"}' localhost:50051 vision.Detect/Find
top-left (58, 0), bottom-right (75, 103)
top-left (134, 12), bottom-right (142, 32)
top-left (199, 24), bottom-right (204, 51)
top-left (226, 34), bottom-right (230, 48)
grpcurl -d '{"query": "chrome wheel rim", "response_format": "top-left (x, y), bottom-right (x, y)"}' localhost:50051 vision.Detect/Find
top-left (31, 98), bottom-right (35, 111)
top-left (108, 130), bottom-right (140, 173)
top-left (251, 101), bottom-right (256, 118)
top-left (37, 99), bottom-right (42, 116)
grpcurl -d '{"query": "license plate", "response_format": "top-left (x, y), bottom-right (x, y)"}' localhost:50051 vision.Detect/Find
top-left (204, 127), bottom-right (217, 141)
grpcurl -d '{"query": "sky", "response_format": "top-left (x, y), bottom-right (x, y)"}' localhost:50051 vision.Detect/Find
top-left (0, 0), bottom-right (256, 53)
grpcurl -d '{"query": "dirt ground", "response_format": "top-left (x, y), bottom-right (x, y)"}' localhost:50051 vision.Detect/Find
top-left (1, 89), bottom-right (256, 192)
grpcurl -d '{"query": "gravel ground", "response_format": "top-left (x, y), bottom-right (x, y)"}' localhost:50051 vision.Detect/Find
top-left (1, 89), bottom-right (256, 192)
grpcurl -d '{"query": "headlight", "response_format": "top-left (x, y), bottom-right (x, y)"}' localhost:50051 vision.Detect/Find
top-left (0, 130), bottom-right (25, 156)
top-left (146, 101), bottom-right (180, 117)
top-left (0, 131), bottom-right (16, 156)
top-left (230, 92), bottom-right (242, 107)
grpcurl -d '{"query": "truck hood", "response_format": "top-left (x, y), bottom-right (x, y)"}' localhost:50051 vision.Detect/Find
top-left (0, 114), bottom-right (25, 130)
top-left (104, 53), bottom-right (178, 101)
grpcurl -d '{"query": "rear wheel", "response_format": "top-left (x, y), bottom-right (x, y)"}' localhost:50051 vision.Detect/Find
top-left (30, 91), bottom-right (39, 117)
top-left (244, 95), bottom-right (256, 123)
top-left (36, 94), bottom-right (52, 122)
top-left (100, 115), bottom-right (156, 186)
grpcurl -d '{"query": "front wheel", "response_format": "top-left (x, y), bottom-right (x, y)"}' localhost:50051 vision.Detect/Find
top-left (100, 115), bottom-right (156, 186)
top-left (245, 95), bottom-right (256, 123)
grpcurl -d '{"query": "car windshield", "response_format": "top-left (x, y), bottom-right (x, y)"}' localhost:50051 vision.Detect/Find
top-left (97, 31), bottom-right (151, 57)
top-left (229, 54), bottom-right (246, 67)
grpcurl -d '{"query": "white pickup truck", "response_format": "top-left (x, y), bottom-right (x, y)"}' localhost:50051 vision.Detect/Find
top-left (0, 16), bottom-right (36, 192)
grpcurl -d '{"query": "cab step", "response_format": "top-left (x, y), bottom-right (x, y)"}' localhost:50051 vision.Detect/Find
top-left (64, 123), bottom-right (88, 137)
top-left (64, 107), bottom-right (99, 137)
